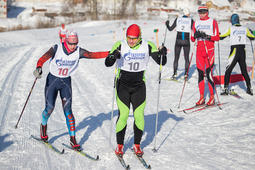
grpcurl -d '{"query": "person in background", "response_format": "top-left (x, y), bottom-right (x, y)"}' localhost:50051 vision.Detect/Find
top-left (165, 8), bottom-right (194, 80)
top-left (33, 31), bottom-right (109, 151)
top-left (220, 14), bottom-right (254, 96)
top-left (105, 24), bottom-right (167, 157)
top-left (59, 24), bottom-right (68, 43)
top-left (190, 4), bottom-right (220, 106)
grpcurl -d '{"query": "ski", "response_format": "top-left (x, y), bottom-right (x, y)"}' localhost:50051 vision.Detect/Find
top-left (163, 78), bottom-right (182, 83)
top-left (176, 104), bottom-right (207, 113)
top-left (229, 90), bottom-right (242, 99)
top-left (164, 75), bottom-right (190, 83)
top-left (62, 143), bottom-right (99, 161)
top-left (131, 149), bottom-right (151, 169)
top-left (115, 153), bottom-right (130, 170)
top-left (30, 135), bottom-right (64, 155)
top-left (188, 102), bottom-right (228, 113)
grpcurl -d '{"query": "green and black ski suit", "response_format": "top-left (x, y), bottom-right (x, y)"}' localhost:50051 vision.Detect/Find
top-left (105, 39), bottom-right (167, 145)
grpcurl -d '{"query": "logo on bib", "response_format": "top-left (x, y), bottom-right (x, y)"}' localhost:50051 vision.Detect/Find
top-left (56, 58), bottom-right (76, 66)
top-left (233, 30), bottom-right (245, 36)
top-left (123, 51), bottom-right (145, 61)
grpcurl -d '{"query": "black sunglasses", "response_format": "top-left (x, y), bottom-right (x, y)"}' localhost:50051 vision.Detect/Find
top-left (198, 10), bottom-right (208, 14)
top-left (67, 42), bottom-right (78, 45)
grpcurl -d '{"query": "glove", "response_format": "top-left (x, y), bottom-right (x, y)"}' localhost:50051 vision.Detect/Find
top-left (110, 49), bottom-right (121, 59)
top-left (33, 67), bottom-right (42, 79)
top-left (200, 32), bottom-right (211, 40)
top-left (158, 46), bottom-right (167, 56)
top-left (165, 20), bottom-right (169, 27)
top-left (194, 30), bottom-right (201, 39)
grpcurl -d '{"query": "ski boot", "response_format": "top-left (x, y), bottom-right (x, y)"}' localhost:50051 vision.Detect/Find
top-left (133, 144), bottom-right (143, 157)
top-left (221, 86), bottom-right (229, 95)
top-left (206, 95), bottom-right (215, 106)
top-left (115, 144), bottom-right (124, 157)
top-left (40, 124), bottom-right (48, 143)
top-left (70, 136), bottom-right (81, 151)
top-left (184, 74), bottom-right (188, 81)
top-left (196, 96), bottom-right (205, 106)
top-left (171, 74), bottom-right (177, 81)
top-left (247, 85), bottom-right (253, 96)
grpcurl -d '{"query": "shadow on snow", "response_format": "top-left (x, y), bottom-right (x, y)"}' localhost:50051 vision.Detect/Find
top-left (0, 134), bottom-right (14, 152)
top-left (48, 109), bottom-right (184, 152)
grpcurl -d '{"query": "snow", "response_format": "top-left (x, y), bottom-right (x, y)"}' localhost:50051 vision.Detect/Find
top-left (1, 2), bottom-right (255, 170)
top-left (210, 0), bottom-right (231, 7)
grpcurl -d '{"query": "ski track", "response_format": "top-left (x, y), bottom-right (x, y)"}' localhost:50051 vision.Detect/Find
top-left (0, 46), bottom-right (35, 132)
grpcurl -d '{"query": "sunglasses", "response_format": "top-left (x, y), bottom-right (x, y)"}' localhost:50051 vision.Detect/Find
top-left (67, 42), bottom-right (78, 45)
top-left (198, 10), bottom-right (207, 14)
top-left (127, 36), bottom-right (139, 41)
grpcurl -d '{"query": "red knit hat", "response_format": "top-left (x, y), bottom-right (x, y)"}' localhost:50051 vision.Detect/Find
top-left (126, 24), bottom-right (141, 37)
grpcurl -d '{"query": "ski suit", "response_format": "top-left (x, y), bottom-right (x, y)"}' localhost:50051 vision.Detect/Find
top-left (220, 24), bottom-right (255, 89)
top-left (105, 39), bottom-right (167, 145)
top-left (166, 15), bottom-right (194, 76)
top-left (191, 17), bottom-right (220, 97)
top-left (36, 42), bottom-right (108, 136)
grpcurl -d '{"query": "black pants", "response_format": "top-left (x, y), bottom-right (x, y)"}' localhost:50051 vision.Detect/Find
top-left (224, 46), bottom-right (250, 88)
top-left (173, 39), bottom-right (190, 75)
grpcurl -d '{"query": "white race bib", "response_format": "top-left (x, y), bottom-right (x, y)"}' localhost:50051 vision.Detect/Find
top-left (117, 40), bottom-right (150, 72)
top-left (176, 17), bottom-right (192, 33)
top-left (230, 26), bottom-right (247, 45)
top-left (49, 44), bottom-right (80, 78)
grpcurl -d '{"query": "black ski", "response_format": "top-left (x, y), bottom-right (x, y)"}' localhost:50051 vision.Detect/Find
top-left (115, 153), bottom-right (130, 170)
top-left (62, 143), bottom-right (99, 161)
top-left (229, 90), bottom-right (242, 99)
top-left (131, 149), bottom-right (151, 169)
top-left (30, 135), bottom-right (64, 154)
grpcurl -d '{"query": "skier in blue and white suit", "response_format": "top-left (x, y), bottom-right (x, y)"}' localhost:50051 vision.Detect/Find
top-left (33, 31), bottom-right (109, 150)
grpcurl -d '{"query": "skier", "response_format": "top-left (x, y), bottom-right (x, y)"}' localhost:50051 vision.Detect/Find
top-left (165, 8), bottom-right (194, 80)
top-left (191, 5), bottom-right (220, 106)
top-left (105, 24), bottom-right (167, 157)
top-left (220, 14), bottom-right (254, 95)
top-left (33, 31), bottom-right (109, 151)
top-left (59, 24), bottom-right (68, 43)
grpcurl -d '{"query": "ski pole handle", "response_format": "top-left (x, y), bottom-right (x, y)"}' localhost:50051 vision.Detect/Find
top-left (154, 29), bottom-right (159, 48)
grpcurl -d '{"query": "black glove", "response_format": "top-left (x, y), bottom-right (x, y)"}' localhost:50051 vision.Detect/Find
top-left (194, 30), bottom-right (201, 39)
top-left (33, 66), bottom-right (42, 79)
top-left (158, 46), bottom-right (167, 56)
top-left (110, 49), bottom-right (121, 59)
top-left (201, 32), bottom-right (211, 40)
top-left (165, 20), bottom-right (169, 27)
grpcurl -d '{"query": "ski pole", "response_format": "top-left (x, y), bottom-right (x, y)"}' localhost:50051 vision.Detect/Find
top-left (218, 41), bottom-right (222, 87)
top-left (154, 29), bottom-right (159, 48)
top-left (250, 40), bottom-right (255, 79)
top-left (113, 31), bottom-right (116, 42)
top-left (123, 28), bottom-right (126, 39)
top-left (203, 40), bottom-right (221, 108)
top-left (153, 49), bottom-right (162, 153)
top-left (177, 41), bottom-right (196, 108)
top-left (15, 78), bottom-right (37, 129)
top-left (153, 14), bottom-right (170, 152)
top-left (109, 62), bottom-right (118, 147)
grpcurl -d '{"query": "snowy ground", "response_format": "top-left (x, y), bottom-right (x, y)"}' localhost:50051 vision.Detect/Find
top-left (0, 16), bottom-right (255, 170)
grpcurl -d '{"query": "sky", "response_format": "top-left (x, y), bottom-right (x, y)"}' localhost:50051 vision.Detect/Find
top-left (0, 1), bottom-right (255, 170)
